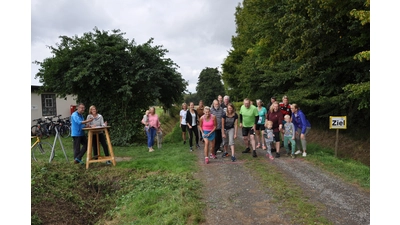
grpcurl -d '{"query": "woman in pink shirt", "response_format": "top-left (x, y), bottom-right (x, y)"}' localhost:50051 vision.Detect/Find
top-left (199, 106), bottom-right (217, 164)
top-left (141, 106), bottom-right (160, 152)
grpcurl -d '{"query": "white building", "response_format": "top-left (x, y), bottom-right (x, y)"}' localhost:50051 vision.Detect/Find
top-left (31, 85), bottom-right (77, 127)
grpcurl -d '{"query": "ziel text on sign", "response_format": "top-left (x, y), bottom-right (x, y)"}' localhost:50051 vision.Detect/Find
top-left (329, 116), bottom-right (347, 129)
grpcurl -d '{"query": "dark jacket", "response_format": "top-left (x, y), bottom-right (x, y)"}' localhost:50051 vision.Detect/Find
top-left (185, 109), bottom-right (199, 127)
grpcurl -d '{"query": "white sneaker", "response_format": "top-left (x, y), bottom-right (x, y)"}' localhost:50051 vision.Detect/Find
top-left (302, 152), bottom-right (307, 157)
top-left (295, 150), bottom-right (302, 155)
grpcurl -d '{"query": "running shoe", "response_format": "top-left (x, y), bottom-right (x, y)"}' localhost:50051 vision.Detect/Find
top-left (295, 150), bottom-right (302, 155)
top-left (190, 147), bottom-right (193, 152)
top-left (222, 152), bottom-right (229, 157)
top-left (302, 152), bottom-right (307, 157)
top-left (242, 147), bottom-right (251, 153)
top-left (210, 154), bottom-right (217, 159)
top-left (267, 154), bottom-right (274, 160)
top-left (231, 156), bottom-right (237, 162)
top-left (196, 144), bottom-right (200, 148)
top-left (205, 157), bottom-right (209, 164)
top-left (74, 158), bottom-right (84, 164)
top-left (275, 152), bottom-right (280, 158)
top-left (252, 150), bottom-right (257, 157)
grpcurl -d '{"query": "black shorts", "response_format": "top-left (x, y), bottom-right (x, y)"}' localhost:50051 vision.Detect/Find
top-left (242, 127), bottom-right (255, 136)
top-left (256, 124), bottom-right (265, 131)
top-left (273, 131), bottom-right (281, 142)
top-left (181, 124), bottom-right (187, 132)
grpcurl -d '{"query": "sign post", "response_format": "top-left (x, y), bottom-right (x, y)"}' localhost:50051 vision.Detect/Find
top-left (329, 116), bottom-right (347, 157)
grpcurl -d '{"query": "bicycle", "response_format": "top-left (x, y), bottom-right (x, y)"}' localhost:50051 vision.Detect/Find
top-left (31, 118), bottom-right (50, 139)
top-left (44, 116), bottom-right (58, 136)
top-left (55, 115), bottom-right (71, 138)
top-left (31, 132), bottom-right (54, 163)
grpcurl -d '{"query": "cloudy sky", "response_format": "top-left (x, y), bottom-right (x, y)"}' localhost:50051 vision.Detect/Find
top-left (31, 0), bottom-right (243, 93)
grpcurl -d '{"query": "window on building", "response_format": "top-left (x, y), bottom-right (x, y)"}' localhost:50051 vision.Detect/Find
top-left (42, 94), bottom-right (57, 116)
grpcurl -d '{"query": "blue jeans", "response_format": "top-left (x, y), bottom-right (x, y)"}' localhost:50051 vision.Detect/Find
top-left (146, 127), bottom-right (157, 147)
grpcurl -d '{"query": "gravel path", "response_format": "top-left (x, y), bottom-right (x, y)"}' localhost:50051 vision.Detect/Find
top-left (192, 130), bottom-right (370, 225)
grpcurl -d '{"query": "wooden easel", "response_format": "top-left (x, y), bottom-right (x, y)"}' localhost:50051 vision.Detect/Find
top-left (83, 126), bottom-right (116, 169)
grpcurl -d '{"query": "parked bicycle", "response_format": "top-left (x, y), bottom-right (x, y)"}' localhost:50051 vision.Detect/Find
top-left (31, 118), bottom-right (50, 139)
top-left (44, 116), bottom-right (59, 136)
top-left (31, 130), bottom-right (53, 163)
top-left (54, 115), bottom-right (71, 138)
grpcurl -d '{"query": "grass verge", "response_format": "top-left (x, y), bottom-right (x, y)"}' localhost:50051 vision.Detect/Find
top-left (31, 109), bottom-right (205, 225)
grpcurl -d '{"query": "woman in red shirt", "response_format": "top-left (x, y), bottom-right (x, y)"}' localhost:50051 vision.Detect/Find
top-left (266, 102), bottom-right (283, 158)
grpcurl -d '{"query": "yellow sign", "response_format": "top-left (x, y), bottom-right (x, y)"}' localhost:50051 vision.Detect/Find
top-left (329, 116), bottom-right (347, 129)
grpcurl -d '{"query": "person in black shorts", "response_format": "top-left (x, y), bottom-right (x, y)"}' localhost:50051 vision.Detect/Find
top-left (180, 103), bottom-right (188, 144)
top-left (239, 98), bottom-right (259, 157)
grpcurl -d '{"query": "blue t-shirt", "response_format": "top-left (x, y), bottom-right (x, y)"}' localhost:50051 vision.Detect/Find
top-left (71, 111), bottom-right (85, 137)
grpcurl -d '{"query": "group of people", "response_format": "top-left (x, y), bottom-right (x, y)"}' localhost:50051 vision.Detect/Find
top-left (71, 95), bottom-right (311, 165)
top-left (241, 95), bottom-right (311, 160)
top-left (178, 95), bottom-right (238, 164)
top-left (70, 103), bottom-right (111, 165)
top-left (179, 95), bottom-right (311, 164)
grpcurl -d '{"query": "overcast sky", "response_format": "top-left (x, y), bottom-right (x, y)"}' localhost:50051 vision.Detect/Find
top-left (31, 0), bottom-right (242, 93)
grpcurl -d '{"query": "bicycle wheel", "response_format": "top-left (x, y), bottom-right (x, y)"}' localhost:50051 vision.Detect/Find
top-left (60, 125), bottom-right (71, 138)
top-left (31, 125), bottom-right (40, 136)
top-left (40, 126), bottom-right (50, 139)
top-left (32, 141), bottom-right (53, 163)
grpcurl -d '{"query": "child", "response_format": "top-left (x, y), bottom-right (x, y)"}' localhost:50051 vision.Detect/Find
top-left (263, 120), bottom-right (274, 160)
top-left (283, 114), bottom-right (296, 158)
top-left (156, 125), bottom-right (163, 149)
top-left (142, 110), bottom-right (150, 133)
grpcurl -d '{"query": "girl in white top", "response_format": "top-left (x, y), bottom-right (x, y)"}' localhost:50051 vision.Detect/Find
top-left (87, 105), bottom-right (110, 162)
top-left (180, 103), bottom-right (188, 144)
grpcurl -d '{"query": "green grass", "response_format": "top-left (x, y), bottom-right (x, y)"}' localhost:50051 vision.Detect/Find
top-left (31, 125), bottom-right (205, 225)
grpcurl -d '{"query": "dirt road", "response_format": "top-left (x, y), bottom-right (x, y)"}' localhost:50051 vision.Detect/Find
top-left (193, 130), bottom-right (370, 225)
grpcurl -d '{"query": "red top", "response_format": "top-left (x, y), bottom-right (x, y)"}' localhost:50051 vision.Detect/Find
top-left (267, 110), bottom-right (283, 132)
top-left (279, 102), bottom-right (292, 117)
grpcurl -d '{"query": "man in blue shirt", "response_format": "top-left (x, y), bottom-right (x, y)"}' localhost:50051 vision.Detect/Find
top-left (71, 103), bottom-right (93, 164)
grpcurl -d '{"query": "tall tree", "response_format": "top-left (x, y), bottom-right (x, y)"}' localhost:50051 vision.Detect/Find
top-left (222, 0), bottom-right (370, 135)
top-left (34, 27), bottom-right (187, 145)
top-left (196, 67), bottom-right (225, 106)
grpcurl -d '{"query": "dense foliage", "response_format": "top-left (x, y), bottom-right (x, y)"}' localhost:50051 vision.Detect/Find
top-left (34, 28), bottom-right (187, 145)
top-left (195, 67), bottom-right (225, 106)
top-left (222, 0), bottom-right (370, 136)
